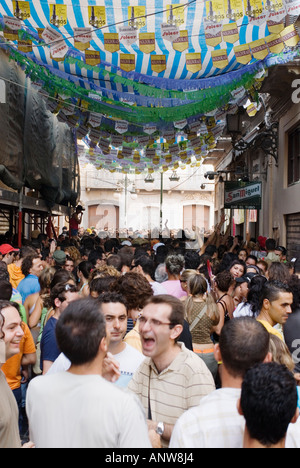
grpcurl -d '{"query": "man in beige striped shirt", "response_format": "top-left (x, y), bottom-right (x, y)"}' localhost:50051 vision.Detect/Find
top-left (128, 294), bottom-right (215, 448)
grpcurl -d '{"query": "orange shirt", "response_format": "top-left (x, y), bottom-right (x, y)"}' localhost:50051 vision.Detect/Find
top-left (7, 263), bottom-right (25, 289)
top-left (2, 323), bottom-right (36, 390)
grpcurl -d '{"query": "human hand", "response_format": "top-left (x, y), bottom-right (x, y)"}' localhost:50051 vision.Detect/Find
top-left (102, 352), bottom-right (121, 383)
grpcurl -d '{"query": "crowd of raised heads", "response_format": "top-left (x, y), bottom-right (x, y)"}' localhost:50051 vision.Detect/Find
top-left (0, 221), bottom-right (300, 449)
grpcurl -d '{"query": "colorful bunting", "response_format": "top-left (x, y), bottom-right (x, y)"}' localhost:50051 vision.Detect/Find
top-left (0, 0), bottom-right (299, 174)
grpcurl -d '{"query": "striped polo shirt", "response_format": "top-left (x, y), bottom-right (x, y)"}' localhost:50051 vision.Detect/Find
top-left (128, 342), bottom-right (215, 447)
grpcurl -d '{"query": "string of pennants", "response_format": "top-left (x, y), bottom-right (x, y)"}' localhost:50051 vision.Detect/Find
top-left (0, 0), bottom-right (300, 174)
top-left (1, 1), bottom-right (300, 72)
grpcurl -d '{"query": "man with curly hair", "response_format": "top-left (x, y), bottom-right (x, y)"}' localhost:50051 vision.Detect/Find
top-left (17, 254), bottom-right (44, 304)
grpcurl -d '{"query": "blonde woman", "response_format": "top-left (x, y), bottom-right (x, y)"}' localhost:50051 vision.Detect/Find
top-left (183, 273), bottom-right (220, 379)
top-left (179, 269), bottom-right (198, 300)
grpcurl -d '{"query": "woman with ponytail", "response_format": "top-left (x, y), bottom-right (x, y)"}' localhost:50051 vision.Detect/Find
top-left (183, 273), bottom-right (220, 379)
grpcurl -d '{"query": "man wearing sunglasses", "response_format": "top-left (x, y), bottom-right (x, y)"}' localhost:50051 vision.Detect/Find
top-left (40, 282), bottom-right (79, 375)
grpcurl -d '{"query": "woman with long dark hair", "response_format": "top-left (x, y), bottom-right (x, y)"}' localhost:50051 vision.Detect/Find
top-left (233, 275), bottom-right (268, 318)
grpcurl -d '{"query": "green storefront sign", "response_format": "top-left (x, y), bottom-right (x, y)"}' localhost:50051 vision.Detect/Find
top-left (224, 181), bottom-right (262, 210)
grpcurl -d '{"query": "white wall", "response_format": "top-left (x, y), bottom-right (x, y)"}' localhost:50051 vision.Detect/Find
top-left (79, 165), bottom-right (215, 236)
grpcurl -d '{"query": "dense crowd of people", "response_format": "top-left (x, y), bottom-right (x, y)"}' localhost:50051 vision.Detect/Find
top-left (0, 222), bottom-right (300, 449)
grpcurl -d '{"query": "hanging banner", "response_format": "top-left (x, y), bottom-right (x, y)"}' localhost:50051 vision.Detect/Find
top-left (226, 0), bottom-right (244, 21)
top-left (133, 151), bottom-right (140, 164)
top-left (265, 33), bottom-right (284, 54)
top-left (128, 6), bottom-right (146, 29)
top-left (42, 25), bottom-right (62, 44)
top-left (186, 53), bottom-right (202, 73)
top-left (115, 120), bottom-right (128, 134)
top-left (13, 1), bottom-right (31, 20)
top-left (73, 27), bottom-right (92, 50)
top-left (244, 0), bottom-right (266, 24)
top-left (246, 101), bottom-right (258, 116)
top-left (119, 26), bottom-right (138, 46)
top-left (18, 39), bottom-right (32, 53)
top-left (104, 33), bottom-right (120, 53)
top-left (89, 128), bottom-right (101, 142)
top-left (267, 18), bottom-right (285, 34)
top-left (285, 0), bottom-right (300, 16)
top-left (88, 6), bottom-right (106, 28)
top-left (50, 40), bottom-right (68, 60)
top-left (89, 112), bottom-right (103, 128)
top-left (249, 209), bottom-right (257, 222)
top-left (122, 146), bottom-right (133, 158)
top-left (234, 43), bottom-right (252, 64)
top-left (161, 23), bottom-right (180, 43)
top-left (204, 13), bottom-right (223, 47)
top-left (206, 0), bottom-right (226, 23)
top-left (111, 134), bottom-right (123, 147)
top-left (120, 54), bottom-right (135, 72)
top-left (250, 38), bottom-right (268, 60)
top-left (146, 148), bottom-right (156, 158)
top-left (211, 49), bottom-right (229, 69)
top-left (143, 124), bottom-right (157, 135)
top-left (281, 25), bottom-right (300, 47)
top-left (222, 22), bottom-right (239, 44)
top-left (60, 102), bottom-right (76, 116)
top-left (233, 209), bottom-right (245, 224)
top-left (266, 0), bottom-right (286, 23)
top-left (173, 30), bottom-right (189, 52)
top-left (3, 29), bottom-right (18, 41)
top-left (167, 4), bottom-right (185, 26)
top-left (230, 86), bottom-right (246, 103)
top-left (85, 50), bottom-right (100, 66)
top-left (99, 138), bottom-right (110, 154)
top-left (50, 4), bottom-right (67, 28)
top-left (205, 27), bottom-right (222, 46)
top-left (139, 33), bottom-right (156, 54)
top-left (174, 119), bottom-right (187, 129)
top-left (151, 55), bottom-right (167, 73)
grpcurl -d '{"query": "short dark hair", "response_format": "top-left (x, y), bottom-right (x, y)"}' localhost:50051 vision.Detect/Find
top-left (184, 251), bottom-right (201, 270)
top-left (134, 255), bottom-right (155, 279)
top-left (50, 282), bottom-right (77, 308)
top-left (97, 291), bottom-right (127, 310)
top-left (219, 317), bottom-right (270, 378)
top-left (241, 362), bottom-right (298, 446)
top-left (266, 238), bottom-right (276, 251)
top-left (259, 280), bottom-right (292, 310)
top-left (89, 277), bottom-right (117, 296)
top-left (246, 254), bottom-right (257, 264)
top-left (0, 280), bottom-right (12, 301)
top-left (144, 294), bottom-right (185, 329)
top-left (55, 298), bottom-right (106, 366)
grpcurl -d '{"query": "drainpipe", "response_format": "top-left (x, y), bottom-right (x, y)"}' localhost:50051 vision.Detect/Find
top-left (268, 155), bottom-right (273, 238)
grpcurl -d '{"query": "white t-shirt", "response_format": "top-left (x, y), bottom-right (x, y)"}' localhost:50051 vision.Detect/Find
top-left (26, 372), bottom-right (151, 448)
top-left (47, 343), bottom-right (145, 388)
top-left (114, 343), bottom-right (145, 387)
top-left (170, 387), bottom-right (300, 448)
top-left (233, 302), bottom-right (253, 318)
